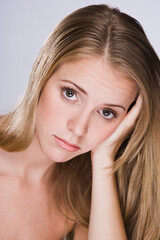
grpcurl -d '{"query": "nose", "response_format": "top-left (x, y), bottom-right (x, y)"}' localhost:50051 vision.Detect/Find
top-left (67, 109), bottom-right (90, 136)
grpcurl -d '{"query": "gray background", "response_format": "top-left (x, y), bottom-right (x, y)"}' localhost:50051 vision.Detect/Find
top-left (0, 0), bottom-right (160, 113)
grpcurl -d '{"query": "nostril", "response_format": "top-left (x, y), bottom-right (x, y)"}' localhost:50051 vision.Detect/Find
top-left (67, 117), bottom-right (89, 136)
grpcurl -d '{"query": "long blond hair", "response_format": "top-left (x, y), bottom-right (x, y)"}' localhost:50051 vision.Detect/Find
top-left (0, 4), bottom-right (160, 239)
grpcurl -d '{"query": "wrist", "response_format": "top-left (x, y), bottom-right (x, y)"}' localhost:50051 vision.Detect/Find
top-left (91, 153), bottom-right (114, 173)
top-left (91, 163), bottom-right (115, 181)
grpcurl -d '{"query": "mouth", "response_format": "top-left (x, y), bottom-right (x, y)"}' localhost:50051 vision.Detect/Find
top-left (54, 135), bottom-right (80, 152)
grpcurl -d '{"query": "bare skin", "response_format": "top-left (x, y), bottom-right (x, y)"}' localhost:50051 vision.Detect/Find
top-left (89, 93), bottom-right (143, 240)
top-left (0, 150), bottom-right (75, 240)
top-left (0, 58), bottom-right (142, 239)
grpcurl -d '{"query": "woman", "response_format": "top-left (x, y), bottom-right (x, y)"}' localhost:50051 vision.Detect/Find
top-left (0, 4), bottom-right (159, 240)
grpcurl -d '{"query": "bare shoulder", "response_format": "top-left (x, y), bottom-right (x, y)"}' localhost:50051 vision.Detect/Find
top-left (73, 224), bottom-right (88, 240)
top-left (0, 148), bottom-right (19, 175)
top-left (0, 148), bottom-right (11, 170)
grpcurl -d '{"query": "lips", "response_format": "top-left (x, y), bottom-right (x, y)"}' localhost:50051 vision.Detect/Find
top-left (54, 135), bottom-right (80, 152)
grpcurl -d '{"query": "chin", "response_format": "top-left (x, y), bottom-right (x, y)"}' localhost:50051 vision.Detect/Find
top-left (45, 148), bottom-right (80, 163)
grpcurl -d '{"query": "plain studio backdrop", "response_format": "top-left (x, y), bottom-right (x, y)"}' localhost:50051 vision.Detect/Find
top-left (0, 0), bottom-right (160, 113)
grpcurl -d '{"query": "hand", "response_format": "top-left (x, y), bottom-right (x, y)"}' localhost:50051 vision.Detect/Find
top-left (91, 93), bottom-right (143, 170)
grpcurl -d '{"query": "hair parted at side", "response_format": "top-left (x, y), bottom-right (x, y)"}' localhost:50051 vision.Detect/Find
top-left (0, 4), bottom-right (160, 239)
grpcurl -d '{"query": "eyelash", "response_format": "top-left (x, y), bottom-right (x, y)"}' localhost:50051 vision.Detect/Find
top-left (61, 86), bottom-right (78, 103)
top-left (98, 109), bottom-right (118, 121)
top-left (61, 86), bottom-right (118, 121)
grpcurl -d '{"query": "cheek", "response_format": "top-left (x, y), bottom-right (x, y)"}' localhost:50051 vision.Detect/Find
top-left (88, 118), bottom-right (125, 150)
top-left (36, 91), bottom-right (62, 127)
top-left (36, 100), bottom-right (52, 126)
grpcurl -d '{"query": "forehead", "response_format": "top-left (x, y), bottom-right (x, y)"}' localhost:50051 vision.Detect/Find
top-left (48, 57), bottom-right (138, 110)
top-left (53, 57), bottom-right (137, 93)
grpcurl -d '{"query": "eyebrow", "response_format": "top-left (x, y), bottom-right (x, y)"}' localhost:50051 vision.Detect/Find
top-left (105, 104), bottom-right (126, 111)
top-left (59, 79), bottom-right (126, 111)
top-left (59, 79), bottom-right (88, 95)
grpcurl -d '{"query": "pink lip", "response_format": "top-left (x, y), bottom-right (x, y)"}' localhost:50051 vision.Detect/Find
top-left (54, 135), bottom-right (80, 152)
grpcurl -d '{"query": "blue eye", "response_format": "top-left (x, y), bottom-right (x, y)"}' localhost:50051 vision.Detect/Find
top-left (62, 87), bottom-right (78, 101)
top-left (98, 109), bottom-right (116, 120)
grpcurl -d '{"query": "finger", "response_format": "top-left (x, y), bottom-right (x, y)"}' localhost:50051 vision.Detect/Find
top-left (107, 92), bottom-right (143, 146)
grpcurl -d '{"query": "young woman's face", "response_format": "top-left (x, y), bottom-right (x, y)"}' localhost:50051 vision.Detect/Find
top-left (35, 58), bottom-right (138, 162)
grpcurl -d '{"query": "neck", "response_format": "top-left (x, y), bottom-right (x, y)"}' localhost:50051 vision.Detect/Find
top-left (0, 135), bottom-right (55, 185)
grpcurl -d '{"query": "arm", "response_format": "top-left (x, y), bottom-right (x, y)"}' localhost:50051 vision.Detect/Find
top-left (88, 94), bottom-right (143, 240)
top-left (89, 163), bottom-right (127, 240)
